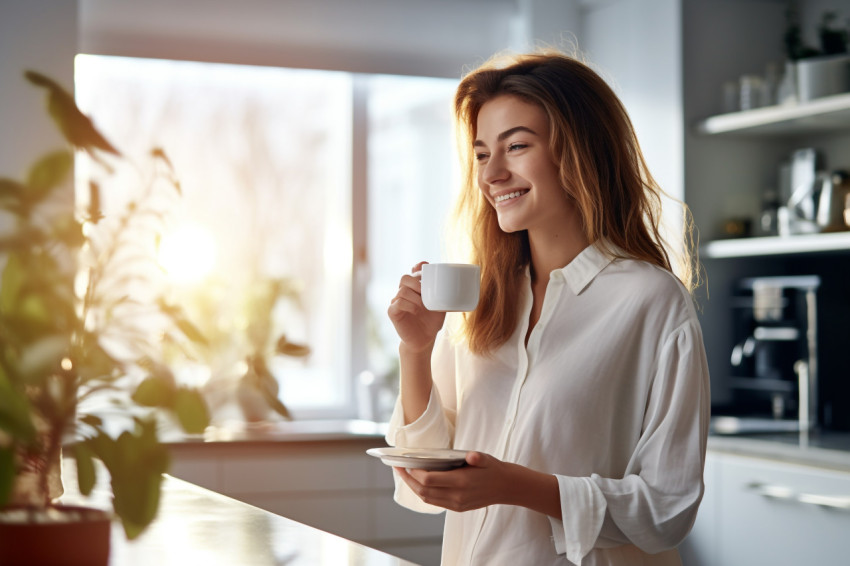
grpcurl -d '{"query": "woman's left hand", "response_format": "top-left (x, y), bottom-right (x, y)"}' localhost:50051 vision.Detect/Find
top-left (395, 451), bottom-right (562, 517)
top-left (395, 451), bottom-right (517, 512)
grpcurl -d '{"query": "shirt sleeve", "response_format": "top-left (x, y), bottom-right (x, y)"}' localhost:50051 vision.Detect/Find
top-left (384, 329), bottom-right (459, 513)
top-left (549, 318), bottom-right (711, 563)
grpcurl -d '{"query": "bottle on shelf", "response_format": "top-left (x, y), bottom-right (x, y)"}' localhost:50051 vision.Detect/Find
top-left (758, 188), bottom-right (781, 236)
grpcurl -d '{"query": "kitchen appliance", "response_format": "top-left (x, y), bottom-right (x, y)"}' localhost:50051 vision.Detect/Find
top-left (780, 148), bottom-right (822, 235)
top-left (779, 149), bottom-right (850, 235)
top-left (716, 276), bottom-right (820, 434)
top-left (816, 170), bottom-right (850, 231)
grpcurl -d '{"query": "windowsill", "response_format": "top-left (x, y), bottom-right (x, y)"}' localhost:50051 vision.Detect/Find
top-left (161, 418), bottom-right (389, 445)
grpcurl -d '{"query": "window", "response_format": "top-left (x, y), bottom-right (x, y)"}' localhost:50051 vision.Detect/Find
top-left (74, 55), bottom-right (458, 421)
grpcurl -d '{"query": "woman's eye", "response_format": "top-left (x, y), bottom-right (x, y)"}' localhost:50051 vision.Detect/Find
top-left (475, 152), bottom-right (489, 162)
top-left (507, 143), bottom-right (528, 152)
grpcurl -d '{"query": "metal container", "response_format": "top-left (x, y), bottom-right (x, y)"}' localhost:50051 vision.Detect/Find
top-left (796, 54), bottom-right (850, 102)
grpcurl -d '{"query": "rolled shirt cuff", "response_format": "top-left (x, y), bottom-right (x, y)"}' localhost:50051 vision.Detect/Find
top-left (548, 474), bottom-right (607, 565)
top-left (386, 385), bottom-right (451, 449)
top-left (385, 387), bottom-right (452, 514)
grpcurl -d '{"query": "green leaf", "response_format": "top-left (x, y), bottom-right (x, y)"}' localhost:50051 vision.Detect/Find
top-left (275, 335), bottom-right (311, 357)
top-left (79, 414), bottom-right (103, 428)
top-left (17, 334), bottom-right (69, 384)
top-left (132, 375), bottom-right (177, 408)
top-left (263, 393), bottom-right (293, 421)
top-left (76, 342), bottom-right (120, 383)
top-left (106, 420), bottom-right (169, 539)
top-left (0, 446), bottom-right (15, 507)
top-left (18, 294), bottom-right (53, 329)
top-left (157, 299), bottom-right (208, 345)
top-left (86, 181), bottom-right (103, 223)
top-left (52, 214), bottom-right (85, 249)
top-left (73, 442), bottom-right (97, 496)
top-left (0, 252), bottom-right (25, 315)
top-left (174, 318), bottom-right (208, 345)
top-left (87, 430), bottom-right (116, 471)
top-left (0, 178), bottom-right (25, 214)
top-left (0, 368), bottom-right (38, 442)
top-left (172, 388), bottom-right (210, 434)
top-left (26, 150), bottom-right (72, 196)
top-left (25, 70), bottom-right (121, 157)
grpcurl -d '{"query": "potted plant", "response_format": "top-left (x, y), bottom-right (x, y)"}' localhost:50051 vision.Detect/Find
top-left (784, 6), bottom-right (850, 102)
top-left (0, 70), bottom-right (210, 565)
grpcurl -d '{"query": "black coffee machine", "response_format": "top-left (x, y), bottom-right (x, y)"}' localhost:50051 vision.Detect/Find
top-left (715, 275), bottom-right (820, 434)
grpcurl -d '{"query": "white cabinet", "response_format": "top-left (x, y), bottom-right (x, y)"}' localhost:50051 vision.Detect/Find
top-left (717, 453), bottom-right (850, 565)
top-left (167, 439), bottom-right (444, 566)
top-left (678, 455), bottom-right (718, 566)
top-left (681, 451), bottom-right (850, 566)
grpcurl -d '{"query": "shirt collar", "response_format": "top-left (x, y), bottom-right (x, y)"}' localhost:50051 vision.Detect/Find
top-left (555, 241), bottom-right (616, 295)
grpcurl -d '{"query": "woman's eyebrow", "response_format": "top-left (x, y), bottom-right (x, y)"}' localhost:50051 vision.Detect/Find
top-left (473, 125), bottom-right (538, 147)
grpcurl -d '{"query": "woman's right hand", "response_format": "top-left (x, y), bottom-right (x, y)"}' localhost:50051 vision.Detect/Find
top-left (388, 261), bottom-right (447, 354)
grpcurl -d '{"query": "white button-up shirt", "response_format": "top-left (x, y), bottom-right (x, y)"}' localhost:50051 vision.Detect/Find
top-left (386, 244), bottom-right (710, 566)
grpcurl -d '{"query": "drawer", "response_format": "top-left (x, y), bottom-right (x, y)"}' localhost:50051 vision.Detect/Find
top-left (717, 454), bottom-right (850, 566)
top-left (221, 453), bottom-right (373, 493)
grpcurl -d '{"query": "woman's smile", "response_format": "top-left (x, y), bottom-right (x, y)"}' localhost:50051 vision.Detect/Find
top-left (494, 189), bottom-right (529, 205)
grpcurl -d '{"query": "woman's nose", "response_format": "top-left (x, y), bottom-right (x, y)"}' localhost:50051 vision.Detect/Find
top-left (481, 155), bottom-right (509, 185)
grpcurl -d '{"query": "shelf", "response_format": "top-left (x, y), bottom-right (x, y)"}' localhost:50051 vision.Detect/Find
top-left (695, 92), bottom-right (850, 137)
top-left (702, 232), bottom-right (850, 258)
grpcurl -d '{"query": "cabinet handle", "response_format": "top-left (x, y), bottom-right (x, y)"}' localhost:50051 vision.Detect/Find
top-left (797, 493), bottom-right (850, 510)
top-left (746, 481), bottom-right (795, 501)
top-left (747, 481), bottom-right (850, 511)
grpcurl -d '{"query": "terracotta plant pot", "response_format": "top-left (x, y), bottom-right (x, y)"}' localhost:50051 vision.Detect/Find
top-left (0, 505), bottom-right (111, 566)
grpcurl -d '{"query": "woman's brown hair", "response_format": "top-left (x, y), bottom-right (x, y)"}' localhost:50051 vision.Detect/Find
top-left (452, 49), bottom-right (698, 355)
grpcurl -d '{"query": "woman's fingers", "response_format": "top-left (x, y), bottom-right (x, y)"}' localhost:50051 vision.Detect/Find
top-left (388, 261), bottom-right (445, 349)
top-left (411, 260), bottom-right (429, 274)
top-left (394, 453), bottom-right (505, 512)
top-left (396, 466), bottom-right (475, 511)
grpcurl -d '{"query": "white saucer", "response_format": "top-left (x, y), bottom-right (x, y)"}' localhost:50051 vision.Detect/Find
top-left (367, 447), bottom-right (468, 471)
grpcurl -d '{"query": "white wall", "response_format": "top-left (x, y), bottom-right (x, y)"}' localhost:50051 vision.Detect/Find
top-left (0, 0), bottom-right (78, 180)
top-left (582, 0), bottom-right (683, 205)
top-left (78, 0), bottom-right (520, 78)
top-left (3, 0), bottom-right (678, 188)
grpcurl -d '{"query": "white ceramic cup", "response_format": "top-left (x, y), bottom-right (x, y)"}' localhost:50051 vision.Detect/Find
top-left (420, 263), bottom-right (480, 312)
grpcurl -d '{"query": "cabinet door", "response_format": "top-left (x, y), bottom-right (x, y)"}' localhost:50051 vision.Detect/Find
top-left (679, 455), bottom-right (718, 566)
top-left (717, 454), bottom-right (850, 566)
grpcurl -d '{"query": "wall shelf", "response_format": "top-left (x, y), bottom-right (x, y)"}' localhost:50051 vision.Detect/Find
top-left (695, 92), bottom-right (850, 137)
top-left (702, 232), bottom-right (850, 258)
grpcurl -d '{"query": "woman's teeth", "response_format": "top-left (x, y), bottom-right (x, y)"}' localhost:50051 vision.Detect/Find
top-left (495, 190), bottom-right (526, 203)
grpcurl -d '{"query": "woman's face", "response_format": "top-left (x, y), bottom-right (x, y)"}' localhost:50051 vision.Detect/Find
top-left (474, 94), bottom-right (580, 239)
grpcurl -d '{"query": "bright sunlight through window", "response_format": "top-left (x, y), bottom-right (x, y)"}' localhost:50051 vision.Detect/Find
top-left (157, 223), bottom-right (217, 284)
top-left (74, 54), bottom-right (458, 421)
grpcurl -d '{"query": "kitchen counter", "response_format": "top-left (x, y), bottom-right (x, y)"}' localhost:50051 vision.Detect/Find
top-left (152, 419), bottom-right (443, 566)
top-left (59, 461), bottom-right (417, 566)
top-left (708, 430), bottom-right (850, 473)
top-left (160, 418), bottom-right (389, 445)
top-left (165, 416), bottom-right (850, 475)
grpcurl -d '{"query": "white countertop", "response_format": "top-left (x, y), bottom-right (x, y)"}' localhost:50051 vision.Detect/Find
top-left (709, 431), bottom-right (850, 473)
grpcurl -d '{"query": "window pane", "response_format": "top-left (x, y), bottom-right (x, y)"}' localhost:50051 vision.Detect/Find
top-left (365, 74), bottom-right (459, 419)
top-left (74, 55), bottom-right (352, 419)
